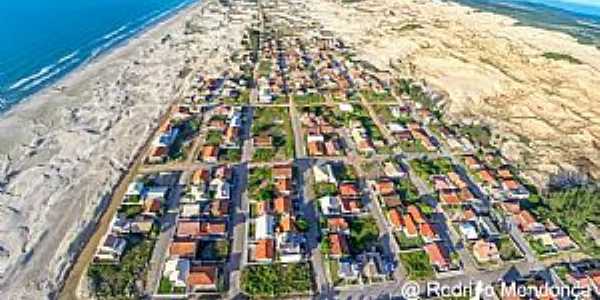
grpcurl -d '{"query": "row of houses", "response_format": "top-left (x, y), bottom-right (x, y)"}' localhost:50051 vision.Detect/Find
top-left (248, 163), bottom-right (306, 264)
top-left (160, 166), bottom-right (235, 294)
top-left (201, 105), bottom-right (244, 163)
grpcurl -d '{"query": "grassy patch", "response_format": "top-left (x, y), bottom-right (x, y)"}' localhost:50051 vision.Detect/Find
top-left (542, 52), bottom-right (582, 64)
top-left (241, 263), bottom-right (314, 297)
top-left (395, 231), bottom-right (424, 250)
top-left (399, 250), bottom-right (435, 280)
top-left (349, 217), bottom-right (380, 254)
top-left (497, 236), bottom-right (523, 261)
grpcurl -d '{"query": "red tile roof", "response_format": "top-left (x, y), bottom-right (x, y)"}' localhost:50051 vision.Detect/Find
top-left (255, 239), bottom-right (275, 260)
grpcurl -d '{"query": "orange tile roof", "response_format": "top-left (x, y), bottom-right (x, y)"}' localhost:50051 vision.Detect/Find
top-left (275, 178), bottom-right (292, 194)
top-left (419, 222), bottom-right (436, 239)
top-left (339, 183), bottom-right (360, 198)
top-left (458, 188), bottom-right (474, 202)
top-left (210, 200), bottom-right (228, 217)
top-left (191, 169), bottom-right (209, 185)
top-left (341, 198), bottom-right (361, 212)
top-left (439, 191), bottom-right (460, 205)
top-left (187, 266), bottom-right (217, 286)
top-left (255, 239), bottom-right (275, 260)
top-left (388, 209), bottom-right (403, 229)
top-left (328, 217), bottom-right (349, 232)
top-left (479, 169), bottom-right (497, 184)
top-left (497, 168), bottom-right (513, 179)
top-left (273, 196), bottom-right (292, 214)
top-left (169, 241), bottom-right (197, 257)
top-left (177, 221), bottom-right (200, 237)
top-left (279, 215), bottom-right (294, 232)
top-left (376, 180), bottom-right (396, 195)
top-left (202, 145), bottom-right (218, 158)
top-left (272, 164), bottom-right (293, 178)
top-left (463, 209), bottom-right (476, 221)
top-left (407, 205), bottom-right (425, 224)
top-left (203, 222), bottom-right (226, 234)
top-left (329, 233), bottom-right (349, 256)
top-left (517, 211), bottom-right (536, 228)
top-left (502, 179), bottom-right (520, 190)
top-left (424, 243), bottom-right (449, 268)
top-left (308, 141), bottom-right (324, 156)
top-left (448, 172), bottom-right (468, 189)
top-left (403, 214), bottom-right (418, 236)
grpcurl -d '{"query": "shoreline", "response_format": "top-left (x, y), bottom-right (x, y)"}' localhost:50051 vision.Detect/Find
top-left (0, 0), bottom-right (200, 118)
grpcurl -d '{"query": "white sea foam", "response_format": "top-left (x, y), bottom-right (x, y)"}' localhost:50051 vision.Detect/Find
top-left (8, 64), bottom-right (56, 90)
top-left (102, 25), bottom-right (128, 41)
top-left (20, 58), bottom-right (80, 92)
top-left (57, 50), bottom-right (80, 64)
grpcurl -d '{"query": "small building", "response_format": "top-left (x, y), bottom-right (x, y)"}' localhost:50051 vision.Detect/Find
top-left (472, 239), bottom-right (500, 263)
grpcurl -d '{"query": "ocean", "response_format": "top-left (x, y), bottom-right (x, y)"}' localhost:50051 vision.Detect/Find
top-left (0, 0), bottom-right (197, 112)
top-left (451, 0), bottom-right (600, 45)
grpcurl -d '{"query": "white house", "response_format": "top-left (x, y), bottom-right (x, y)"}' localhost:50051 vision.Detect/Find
top-left (255, 214), bottom-right (275, 239)
top-left (313, 164), bottom-right (337, 185)
top-left (319, 196), bottom-right (342, 216)
top-left (95, 234), bottom-right (127, 262)
top-left (459, 222), bottom-right (479, 240)
top-left (163, 258), bottom-right (190, 289)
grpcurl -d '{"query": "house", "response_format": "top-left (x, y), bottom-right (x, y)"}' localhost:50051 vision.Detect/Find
top-left (319, 195), bottom-right (342, 216)
top-left (459, 222), bottom-right (479, 240)
top-left (255, 214), bottom-right (275, 239)
top-left (382, 195), bottom-right (403, 208)
top-left (478, 169), bottom-right (497, 186)
top-left (210, 200), bottom-right (229, 217)
top-left (424, 242), bottom-right (450, 272)
top-left (403, 214), bottom-right (418, 238)
top-left (210, 178), bottom-right (231, 200)
top-left (329, 233), bottom-right (349, 258)
top-left (439, 191), bottom-right (460, 205)
top-left (566, 272), bottom-right (591, 290)
top-left (552, 233), bottom-right (575, 251)
top-left (163, 258), bottom-right (190, 289)
top-left (202, 145), bottom-right (218, 163)
top-left (339, 182), bottom-right (360, 199)
top-left (464, 155), bottom-right (482, 170)
top-left (273, 163), bottom-right (293, 179)
top-left (125, 181), bottom-right (145, 198)
top-left (278, 215), bottom-right (295, 233)
top-left (372, 179), bottom-right (396, 196)
top-left (273, 196), bottom-right (292, 215)
top-left (360, 252), bottom-right (389, 281)
top-left (181, 204), bottom-right (201, 218)
top-left (253, 135), bottom-right (273, 148)
top-left (516, 211), bottom-right (545, 233)
top-left (338, 258), bottom-right (360, 281)
top-left (95, 234), bottom-right (127, 262)
top-left (448, 172), bottom-right (468, 189)
top-left (472, 239), bottom-right (500, 263)
top-left (419, 222), bottom-right (439, 243)
top-left (275, 177), bottom-right (292, 195)
top-left (177, 221), bottom-right (201, 239)
top-left (313, 164), bottom-right (337, 184)
top-left (341, 198), bottom-right (362, 214)
top-left (407, 205), bottom-right (426, 224)
top-left (479, 217), bottom-right (501, 240)
top-left (388, 209), bottom-right (403, 230)
top-left (277, 232), bottom-right (304, 263)
top-left (254, 239), bottom-right (275, 262)
top-left (328, 217), bottom-right (349, 233)
top-left (187, 266), bottom-right (218, 291)
top-left (169, 241), bottom-right (197, 259)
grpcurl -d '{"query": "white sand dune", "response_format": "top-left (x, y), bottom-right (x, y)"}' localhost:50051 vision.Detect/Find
top-left (0, 0), bottom-right (250, 298)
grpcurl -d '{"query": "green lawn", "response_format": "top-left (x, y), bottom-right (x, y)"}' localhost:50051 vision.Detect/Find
top-left (349, 217), bottom-right (380, 255)
top-left (241, 263), bottom-right (314, 297)
top-left (395, 232), bottom-right (424, 250)
top-left (399, 250), bottom-right (435, 280)
top-left (252, 107), bottom-right (294, 161)
top-left (497, 236), bottom-right (523, 261)
top-left (294, 93), bottom-right (324, 106)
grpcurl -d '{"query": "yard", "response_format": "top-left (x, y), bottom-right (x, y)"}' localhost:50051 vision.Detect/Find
top-left (241, 263), bottom-right (314, 297)
top-left (398, 250), bottom-right (435, 280)
top-left (362, 90), bottom-right (395, 103)
top-left (497, 236), bottom-right (523, 261)
top-left (294, 93), bottom-right (325, 106)
top-left (88, 235), bottom-right (155, 299)
top-left (349, 217), bottom-right (380, 255)
top-left (252, 107), bottom-right (295, 161)
top-left (395, 231), bottom-right (424, 250)
top-left (409, 158), bottom-right (453, 181)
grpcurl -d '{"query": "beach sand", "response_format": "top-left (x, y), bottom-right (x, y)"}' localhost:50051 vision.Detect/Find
top-left (0, 0), bottom-right (250, 298)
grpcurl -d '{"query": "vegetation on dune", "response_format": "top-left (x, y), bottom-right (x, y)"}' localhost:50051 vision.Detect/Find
top-left (542, 52), bottom-right (582, 64)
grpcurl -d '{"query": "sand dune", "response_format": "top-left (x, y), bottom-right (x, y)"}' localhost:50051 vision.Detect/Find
top-left (306, 0), bottom-right (600, 185)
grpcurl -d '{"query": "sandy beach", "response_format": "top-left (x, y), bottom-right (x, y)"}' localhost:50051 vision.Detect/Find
top-left (0, 0), bottom-right (250, 298)
top-left (298, 0), bottom-right (600, 185)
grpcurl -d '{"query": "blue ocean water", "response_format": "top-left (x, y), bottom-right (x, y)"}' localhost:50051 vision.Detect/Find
top-left (0, 0), bottom-right (197, 112)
